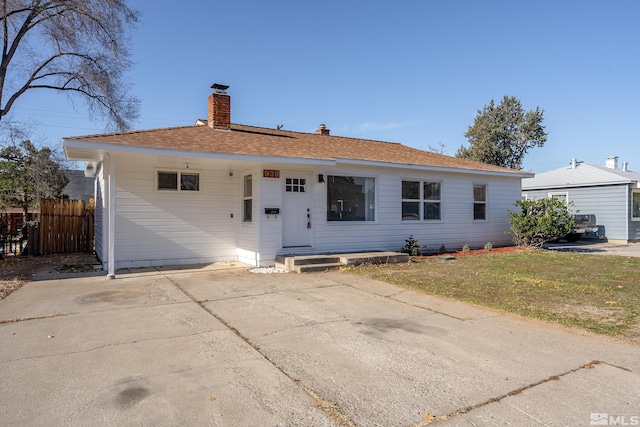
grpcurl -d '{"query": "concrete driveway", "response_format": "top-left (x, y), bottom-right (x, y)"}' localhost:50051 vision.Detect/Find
top-left (1, 263), bottom-right (639, 427)
top-left (545, 239), bottom-right (640, 257)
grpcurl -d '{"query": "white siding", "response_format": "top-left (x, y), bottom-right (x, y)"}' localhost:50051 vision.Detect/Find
top-left (237, 168), bottom-right (260, 265)
top-left (94, 164), bottom-right (105, 265)
top-left (308, 166), bottom-right (519, 255)
top-left (111, 154), bottom-right (239, 269)
top-left (628, 187), bottom-right (640, 241)
top-left (257, 169), bottom-right (283, 262)
top-left (523, 184), bottom-right (629, 241)
top-left (105, 153), bottom-right (524, 268)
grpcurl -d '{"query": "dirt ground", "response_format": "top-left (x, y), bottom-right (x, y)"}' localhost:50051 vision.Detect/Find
top-left (0, 253), bottom-right (99, 300)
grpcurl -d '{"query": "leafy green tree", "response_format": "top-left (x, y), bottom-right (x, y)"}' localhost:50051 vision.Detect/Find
top-left (508, 198), bottom-right (575, 248)
top-left (457, 96), bottom-right (547, 170)
top-left (0, 140), bottom-right (68, 217)
top-left (1, 0), bottom-right (140, 131)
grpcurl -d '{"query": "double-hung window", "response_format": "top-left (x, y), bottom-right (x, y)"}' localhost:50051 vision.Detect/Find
top-left (157, 171), bottom-right (199, 191)
top-left (402, 181), bottom-right (441, 220)
top-left (473, 184), bottom-right (487, 220)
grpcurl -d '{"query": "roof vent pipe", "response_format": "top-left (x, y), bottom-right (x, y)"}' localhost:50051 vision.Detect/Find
top-left (570, 158), bottom-right (577, 169)
top-left (623, 162), bottom-right (629, 171)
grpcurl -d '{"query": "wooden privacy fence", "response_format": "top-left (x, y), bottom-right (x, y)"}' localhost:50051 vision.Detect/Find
top-left (39, 199), bottom-right (94, 255)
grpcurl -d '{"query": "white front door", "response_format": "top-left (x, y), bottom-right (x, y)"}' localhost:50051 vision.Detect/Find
top-left (282, 175), bottom-right (312, 247)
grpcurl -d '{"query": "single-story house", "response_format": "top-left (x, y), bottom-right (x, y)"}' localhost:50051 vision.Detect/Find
top-left (63, 84), bottom-right (531, 276)
top-left (522, 156), bottom-right (640, 243)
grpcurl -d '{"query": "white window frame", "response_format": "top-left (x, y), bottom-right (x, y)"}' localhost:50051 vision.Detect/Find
top-left (548, 192), bottom-right (569, 206)
top-left (243, 174), bottom-right (253, 223)
top-left (632, 190), bottom-right (640, 221)
top-left (156, 170), bottom-right (200, 192)
top-left (473, 183), bottom-right (487, 221)
top-left (401, 180), bottom-right (443, 221)
top-left (327, 175), bottom-right (376, 222)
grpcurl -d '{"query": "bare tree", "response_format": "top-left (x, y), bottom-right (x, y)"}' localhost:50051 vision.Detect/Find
top-left (1, 0), bottom-right (140, 131)
top-left (427, 142), bottom-right (447, 155)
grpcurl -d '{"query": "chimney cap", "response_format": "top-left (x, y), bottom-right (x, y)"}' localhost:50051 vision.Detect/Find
top-left (211, 83), bottom-right (229, 93)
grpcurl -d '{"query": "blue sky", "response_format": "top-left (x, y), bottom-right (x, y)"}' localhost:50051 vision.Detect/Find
top-left (8, 0), bottom-right (640, 173)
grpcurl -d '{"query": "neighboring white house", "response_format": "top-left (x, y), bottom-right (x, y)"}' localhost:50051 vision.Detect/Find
top-left (522, 156), bottom-right (640, 243)
top-left (63, 84), bottom-right (531, 276)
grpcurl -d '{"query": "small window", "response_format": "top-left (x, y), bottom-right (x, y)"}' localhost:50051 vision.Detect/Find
top-left (401, 180), bottom-right (441, 220)
top-left (181, 173), bottom-right (199, 191)
top-left (549, 192), bottom-right (568, 205)
top-left (158, 171), bottom-right (178, 190)
top-left (158, 171), bottom-right (200, 191)
top-left (632, 191), bottom-right (640, 221)
top-left (243, 175), bottom-right (252, 222)
top-left (473, 184), bottom-right (487, 220)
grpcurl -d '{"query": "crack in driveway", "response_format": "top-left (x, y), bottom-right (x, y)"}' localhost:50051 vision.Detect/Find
top-left (411, 360), bottom-right (630, 426)
top-left (159, 268), bottom-right (356, 426)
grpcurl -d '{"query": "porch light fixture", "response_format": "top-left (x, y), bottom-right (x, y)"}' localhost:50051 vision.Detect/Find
top-left (318, 174), bottom-right (325, 183)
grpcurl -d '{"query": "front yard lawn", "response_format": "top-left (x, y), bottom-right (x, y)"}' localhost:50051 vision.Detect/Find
top-left (347, 249), bottom-right (640, 344)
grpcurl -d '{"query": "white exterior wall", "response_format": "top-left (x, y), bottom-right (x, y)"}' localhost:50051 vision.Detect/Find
top-left (628, 187), bottom-right (640, 241)
top-left (236, 167), bottom-right (260, 266)
top-left (257, 168), bottom-right (284, 261)
top-left (110, 154), bottom-right (239, 269)
top-left (523, 184), bottom-right (630, 241)
top-left (307, 165), bottom-right (519, 256)
top-left (101, 153), bottom-right (523, 269)
top-left (93, 163), bottom-right (106, 264)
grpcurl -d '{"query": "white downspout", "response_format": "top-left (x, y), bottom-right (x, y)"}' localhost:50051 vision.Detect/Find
top-left (106, 153), bottom-right (116, 279)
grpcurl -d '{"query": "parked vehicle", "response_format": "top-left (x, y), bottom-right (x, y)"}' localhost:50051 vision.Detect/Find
top-left (564, 214), bottom-right (598, 242)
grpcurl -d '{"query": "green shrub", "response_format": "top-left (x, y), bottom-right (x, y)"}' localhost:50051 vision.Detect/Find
top-left (462, 244), bottom-right (470, 252)
top-left (439, 244), bottom-right (447, 254)
top-left (484, 242), bottom-right (493, 251)
top-left (401, 235), bottom-right (421, 256)
top-left (508, 198), bottom-right (575, 248)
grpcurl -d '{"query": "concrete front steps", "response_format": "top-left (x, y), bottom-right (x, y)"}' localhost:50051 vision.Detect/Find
top-left (275, 251), bottom-right (409, 273)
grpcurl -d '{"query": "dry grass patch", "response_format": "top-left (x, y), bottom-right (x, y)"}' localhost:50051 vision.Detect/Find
top-left (347, 249), bottom-right (640, 344)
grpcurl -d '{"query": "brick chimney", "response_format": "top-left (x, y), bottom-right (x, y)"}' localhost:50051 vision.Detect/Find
top-left (208, 83), bottom-right (231, 129)
top-left (316, 124), bottom-right (330, 135)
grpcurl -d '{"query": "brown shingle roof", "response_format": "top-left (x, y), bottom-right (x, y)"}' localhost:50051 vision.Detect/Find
top-left (65, 123), bottom-right (527, 175)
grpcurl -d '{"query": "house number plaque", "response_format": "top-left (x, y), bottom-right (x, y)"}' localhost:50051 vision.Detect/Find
top-left (263, 169), bottom-right (280, 178)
